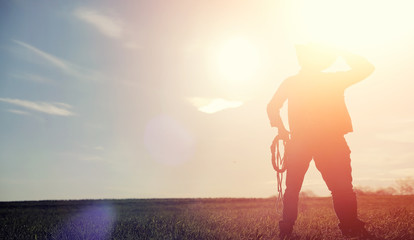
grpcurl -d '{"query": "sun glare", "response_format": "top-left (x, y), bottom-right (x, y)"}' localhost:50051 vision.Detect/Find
top-left (216, 37), bottom-right (260, 83)
top-left (284, 0), bottom-right (413, 51)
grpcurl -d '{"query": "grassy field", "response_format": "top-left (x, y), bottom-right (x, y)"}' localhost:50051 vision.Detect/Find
top-left (0, 195), bottom-right (413, 239)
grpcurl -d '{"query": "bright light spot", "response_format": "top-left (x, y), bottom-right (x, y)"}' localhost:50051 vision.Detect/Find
top-left (284, 0), bottom-right (414, 51)
top-left (216, 37), bottom-right (260, 82)
top-left (57, 204), bottom-right (115, 239)
top-left (188, 97), bottom-right (243, 114)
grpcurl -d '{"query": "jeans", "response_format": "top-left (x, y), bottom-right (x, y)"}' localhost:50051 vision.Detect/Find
top-left (281, 135), bottom-right (358, 225)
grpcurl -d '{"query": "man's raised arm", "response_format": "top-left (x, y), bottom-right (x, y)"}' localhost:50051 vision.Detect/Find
top-left (336, 50), bottom-right (375, 88)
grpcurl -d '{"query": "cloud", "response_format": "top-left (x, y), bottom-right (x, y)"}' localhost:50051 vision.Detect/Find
top-left (73, 7), bottom-right (142, 50)
top-left (188, 97), bottom-right (243, 114)
top-left (0, 98), bottom-right (74, 116)
top-left (7, 109), bottom-right (31, 115)
top-left (14, 40), bottom-right (71, 70)
top-left (13, 40), bottom-right (101, 81)
top-left (74, 8), bottom-right (123, 39)
top-left (58, 151), bottom-right (107, 164)
top-left (10, 73), bottom-right (54, 84)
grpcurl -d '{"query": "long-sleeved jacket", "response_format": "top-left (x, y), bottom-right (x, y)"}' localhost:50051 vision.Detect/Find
top-left (267, 53), bottom-right (374, 138)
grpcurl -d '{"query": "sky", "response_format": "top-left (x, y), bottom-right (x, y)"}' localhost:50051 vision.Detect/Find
top-left (0, 0), bottom-right (413, 201)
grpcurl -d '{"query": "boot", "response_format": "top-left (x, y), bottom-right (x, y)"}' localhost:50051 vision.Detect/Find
top-left (279, 221), bottom-right (293, 239)
top-left (338, 219), bottom-right (371, 238)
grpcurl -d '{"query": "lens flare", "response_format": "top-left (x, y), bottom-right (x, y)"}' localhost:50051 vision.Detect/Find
top-left (56, 203), bottom-right (115, 239)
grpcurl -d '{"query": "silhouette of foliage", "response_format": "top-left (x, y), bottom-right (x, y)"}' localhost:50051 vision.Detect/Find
top-left (396, 177), bottom-right (414, 195)
top-left (354, 186), bottom-right (397, 196)
top-left (299, 190), bottom-right (317, 198)
top-left (355, 177), bottom-right (414, 196)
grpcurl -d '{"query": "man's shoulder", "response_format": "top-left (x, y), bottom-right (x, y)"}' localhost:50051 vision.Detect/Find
top-left (281, 74), bottom-right (300, 86)
top-left (279, 74), bottom-right (305, 91)
top-left (285, 74), bottom-right (301, 81)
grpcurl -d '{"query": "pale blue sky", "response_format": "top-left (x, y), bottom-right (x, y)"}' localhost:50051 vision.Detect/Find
top-left (1, 0), bottom-right (414, 201)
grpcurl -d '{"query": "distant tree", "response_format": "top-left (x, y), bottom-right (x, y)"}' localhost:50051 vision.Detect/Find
top-left (374, 187), bottom-right (397, 195)
top-left (396, 177), bottom-right (414, 195)
top-left (354, 186), bottom-right (396, 196)
top-left (299, 190), bottom-right (317, 198)
top-left (354, 186), bottom-right (374, 196)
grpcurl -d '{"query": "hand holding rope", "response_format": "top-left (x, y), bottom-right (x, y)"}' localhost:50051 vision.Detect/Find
top-left (270, 134), bottom-right (289, 209)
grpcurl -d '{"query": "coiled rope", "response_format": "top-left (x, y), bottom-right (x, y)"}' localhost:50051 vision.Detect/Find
top-left (270, 135), bottom-right (288, 210)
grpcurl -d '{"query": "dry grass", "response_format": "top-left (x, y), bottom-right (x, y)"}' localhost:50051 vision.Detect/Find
top-left (0, 195), bottom-right (413, 239)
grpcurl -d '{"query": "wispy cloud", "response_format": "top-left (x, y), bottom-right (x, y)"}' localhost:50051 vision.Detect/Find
top-left (10, 73), bottom-right (54, 84)
top-left (0, 98), bottom-right (74, 116)
top-left (7, 109), bottom-right (31, 116)
top-left (188, 97), bottom-right (243, 114)
top-left (74, 8), bottom-right (122, 39)
top-left (13, 40), bottom-right (101, 81)
top-left (58, 151), bottom-right (107, 163)
top-left (73, 7), bottom-right (141, 50)
top-left (94, 146), bottom-right (105, 151)
top-left (14, 40), bottom-right (71, 71)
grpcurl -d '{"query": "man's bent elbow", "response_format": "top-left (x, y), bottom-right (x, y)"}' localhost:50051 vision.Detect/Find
top-left (367, 62), bottom-right (375, 76)
top-left (267, 104), bottom-right (277, 127)
top-left (362, 63), bottom-right (375, 80)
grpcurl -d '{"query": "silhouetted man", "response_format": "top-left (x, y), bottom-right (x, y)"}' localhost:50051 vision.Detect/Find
top-left (267, 43), bottom-right (374, 238)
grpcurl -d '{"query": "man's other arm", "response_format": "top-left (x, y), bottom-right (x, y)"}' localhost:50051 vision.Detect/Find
top-left (337, 50), bottom-right (375, 88)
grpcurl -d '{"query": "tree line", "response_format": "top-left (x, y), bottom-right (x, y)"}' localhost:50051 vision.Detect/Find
top-left (354, 177), bottom-right (414, 196)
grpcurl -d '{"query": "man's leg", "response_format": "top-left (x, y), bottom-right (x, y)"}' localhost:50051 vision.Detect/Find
top-left (313, 136), bottom-right (367, 236)
top-left (280, 138), bottom-right (312, 236)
